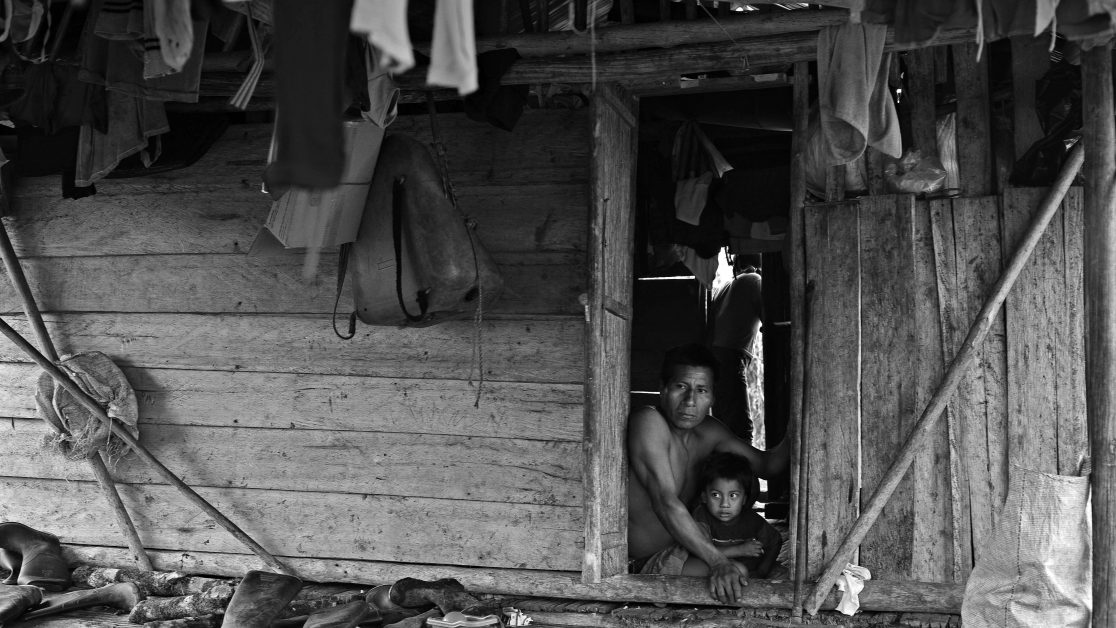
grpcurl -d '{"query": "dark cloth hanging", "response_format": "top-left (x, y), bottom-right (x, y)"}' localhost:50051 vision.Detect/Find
top-left (464, 49), bottom-right (529, 131)
top-left (264, 0), bottom-right (355, 191)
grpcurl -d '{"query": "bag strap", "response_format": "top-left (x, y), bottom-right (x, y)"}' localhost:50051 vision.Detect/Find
top-left (331, 242), bottom-right (357, 339)
top-left (393, 176), bottom-right (429, 323)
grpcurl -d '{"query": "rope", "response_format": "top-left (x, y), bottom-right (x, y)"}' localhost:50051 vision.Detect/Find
top-left (425, 92), bottom-right (486, 406)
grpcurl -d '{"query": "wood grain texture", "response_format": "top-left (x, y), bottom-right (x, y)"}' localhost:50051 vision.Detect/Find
top-left (857, 195), bottom-right (916, 580)
top-left (0, 364), bottom-right (584, 440)
top-left (4, 184), bottom-right (588, 258)
top-left (65, 546), bottom-right (966, 612)
top-left (909, 199), bottom-right (954, 582)
top-left (1002, 188), bottom-right (1062, 474)
top-left (1058, 187), bottom-right (1087, 475)
top-left (0, 253), bottom-right (585, 316)
top-left (583, 85), bottom-right (636, 582)
top-left (1009, 37), bottom-right (1049, 161)
top-left (12, 112), bottom-right (591, 196)
top-left (0, 419), bottom-right (582, 506)
top-left (933, 196), bottom-right (1006, 572)
top-left (803, 200), bottom-right (860, 579)
top-left (0, 314), bottom-right (586, 384)
top-left (0, 477), bottom-right (584, 570)
top-left (952, 44), bottom-right (993, 195)
top-left (904, 49), bottom-right (938, 159)
top-left (928, 198), bottom-right (973, 581)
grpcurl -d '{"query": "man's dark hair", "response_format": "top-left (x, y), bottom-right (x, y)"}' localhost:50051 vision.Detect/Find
top-left (698, 451), bottom-right (756, 504)
top-left (660, 343), bottom-right (720, 383)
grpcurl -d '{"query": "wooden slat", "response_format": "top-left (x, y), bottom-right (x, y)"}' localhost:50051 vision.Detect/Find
top-left (66, 546), bottom-right (966, 613)
top-left (1002, 187), bottom-right (1061, 474)
top-left (804, 200), bottom-right (860, 578)
top-left (934, 196), bottom-right (1006, 571)
top-left (952, 43), bottom-right (993, 195)
top-left (0, 364), bottom-right (584, 440)
top-left (0, 314), bottom-right (586, 384)
top-left (4, 184), bottom-right (588, 258)
top-left (0, 478), bottom-right (584, 570)
top-left (857, 195), bottom-right (916, 580)
top-left (0, 253), bottom-right (584, 316)
top-left (905, 48), bottom-right (938, 158)
top-left (0, 420), bottom-right (582, 506)
top-left (928, 198), bottom-right (974, 580)
top-left (1009, 36), bottom-right (1049, 161)
top-left (909, 199), bottom-right (954, 582)
top-left (583, 84), bottom-right (636, 583)
top-left (11, 112), bottom-right (590, 196)
top-left (1058, 187), bottom-right (1088, 475)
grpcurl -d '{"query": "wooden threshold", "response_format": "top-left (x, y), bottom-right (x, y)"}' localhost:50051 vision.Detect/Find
top-left (64, 546), bottom-right (963, 614)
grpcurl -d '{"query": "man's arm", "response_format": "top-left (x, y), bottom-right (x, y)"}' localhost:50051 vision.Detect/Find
top-left (707, 418), bottom-right (789, 478)
top-left (628, 408), bottom-right (748, 602)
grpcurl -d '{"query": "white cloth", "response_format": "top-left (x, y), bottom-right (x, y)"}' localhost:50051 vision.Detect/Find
top-left (816, 23), bottom-right (902, 165)
top-left (835, 564), bottom-right (871, 616)
top-left (351, 0), bottom-right (414, 73)
top-left (427, 0), bottom-right (478, 95)
top-left (674, 172), bottom-right (713, 226)
top-left (152, 0), bottom-right (194, 71)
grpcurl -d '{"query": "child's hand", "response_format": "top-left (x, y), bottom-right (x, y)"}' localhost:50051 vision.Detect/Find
top-left (738, 539), bottom-right (764, 558)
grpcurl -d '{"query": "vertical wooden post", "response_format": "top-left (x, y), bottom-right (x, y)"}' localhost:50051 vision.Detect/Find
top-left (1081, 41), bottom-right (1116, 628)
top-left (904, 49), bottom-right (937, 158)
top-left (584, 84), bottom-right (638, 583)
top-left (952, 43), bottom-right (993, 196)
top-left (787, 60), bottom-right (810, 617)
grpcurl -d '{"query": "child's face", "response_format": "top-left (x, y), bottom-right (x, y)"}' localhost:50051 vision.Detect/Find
top-left (702, 477), bottom-right (746, 522)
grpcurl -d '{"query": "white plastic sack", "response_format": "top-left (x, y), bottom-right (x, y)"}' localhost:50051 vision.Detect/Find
top-left (961, 465), bottom-right (1091, 628)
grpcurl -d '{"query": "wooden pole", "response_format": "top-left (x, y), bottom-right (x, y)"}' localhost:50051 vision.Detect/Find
top-left (1082, 41), bottom-right (1116, 628)
top-left (786, 60), bottom-right (811, 621)
top-left (0, 317), bottom-right (295, 577)
top-left (0, 223), bottom-right (154, 572)
top-left (804, 141), bottom-right (1086, 615)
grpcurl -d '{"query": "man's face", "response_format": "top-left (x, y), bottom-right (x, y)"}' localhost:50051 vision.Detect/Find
top-left (702, 477), bottom-right (746, 522)
top-left (659, 364), bottom-right (714, 431)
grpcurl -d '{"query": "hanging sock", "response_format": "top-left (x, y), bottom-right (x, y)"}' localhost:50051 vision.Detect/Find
top-left (151, 0), bottom-right (193, 71)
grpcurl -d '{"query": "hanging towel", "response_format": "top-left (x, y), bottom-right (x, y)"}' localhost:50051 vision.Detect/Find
top-left (350, 0), bottom-right (414, 74)
top-left (816, 22), bottom-right (902, 166)
top-left (151, 0), bottom-right (194, 72)
top-left (674, 172), bottom-right (713, 226)
top-left (427, 0), bottom-right (478, 95)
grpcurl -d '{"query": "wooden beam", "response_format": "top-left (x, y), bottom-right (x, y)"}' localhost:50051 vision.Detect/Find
top-left (804, 141), bottom-right (1085, 615)
top-left (64, 546), bottom-right (965, 613)
top-left (952, 43), bottom-right (993, 195)
top-left (1081, 41), bottom-right (1116, 628)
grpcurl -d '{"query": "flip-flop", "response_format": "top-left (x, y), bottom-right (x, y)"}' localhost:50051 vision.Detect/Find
top-left (427, 611), bottom-right (500, 628)
top-left (221, 570), bottom-right (303, 628)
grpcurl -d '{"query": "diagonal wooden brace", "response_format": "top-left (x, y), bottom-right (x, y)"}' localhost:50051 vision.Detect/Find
top-left (0, 222), bottom-right (154, 571)
top-left (804, 141), bottom-right (1085, 615)
top-left (0, 316), bottom-right (295, 577)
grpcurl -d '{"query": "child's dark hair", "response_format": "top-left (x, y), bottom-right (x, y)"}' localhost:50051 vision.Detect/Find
top-left (698, 452), bottom-right (756, 503)
top-left (660, 343), bottom-right (720, 383)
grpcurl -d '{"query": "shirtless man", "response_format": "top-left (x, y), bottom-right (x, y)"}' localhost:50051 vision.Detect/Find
top-left (628, 344), bottom-right (789, 604)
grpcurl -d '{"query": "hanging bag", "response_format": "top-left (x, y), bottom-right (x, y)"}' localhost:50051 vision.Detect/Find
top-left (334, 133), bottom-right (503, 333)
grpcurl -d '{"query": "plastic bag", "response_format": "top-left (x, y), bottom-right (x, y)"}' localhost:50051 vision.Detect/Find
top-left (884, 149), bottom-right (947, 196)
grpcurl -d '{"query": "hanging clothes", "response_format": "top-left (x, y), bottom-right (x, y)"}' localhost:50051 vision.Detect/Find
top-left (79, 0), bottom-right (208, 102)
top-left (264, 0), bottom-right (354, 190)
top-left (816, 22), bottom-right (902, 166)
top-left (74, 90), bottom-right (169, 187)
top-left (427, 0), bottom-right (478, 95)
top-left (350, 0), bottom-right (413, 73)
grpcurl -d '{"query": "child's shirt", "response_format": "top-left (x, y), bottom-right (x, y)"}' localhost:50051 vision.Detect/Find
top-left (691, 504), bottom-right (771, 546)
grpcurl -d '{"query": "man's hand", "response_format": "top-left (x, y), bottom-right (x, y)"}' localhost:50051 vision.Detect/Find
top-left (708, 559), bottom-right (749, 604)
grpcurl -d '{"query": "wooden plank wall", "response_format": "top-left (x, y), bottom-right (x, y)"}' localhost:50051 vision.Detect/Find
top-left (0, 109), bottom-right (591, 579)
top-left (804, 188), bottom-right (1087, 582)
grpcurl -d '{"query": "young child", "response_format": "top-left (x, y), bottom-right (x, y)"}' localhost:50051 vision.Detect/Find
top-left (681, 451), bottom-right (784, 578)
